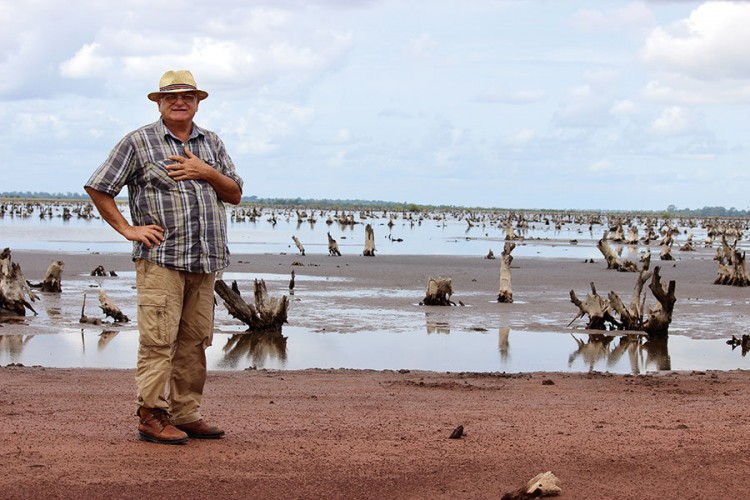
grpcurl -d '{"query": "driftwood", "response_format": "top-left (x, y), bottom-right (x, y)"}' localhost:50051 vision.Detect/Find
top-left (421, 276), bottom-right (455, 306)
top-left (291, 236), bottom-right (305, 256)
top-left (643, 266), bottom-right (676, 337)
top-left (98, 288), bottom-right (129, 323)
top-left (485, 249), bottom-right (495, 259)
top-left (289, 270), bottom-right (295, 294)
top-left (501, 471), bottom-right (561, 499)
top-left (497, 242), bottom-right (515, 303)
top-left (327, 232), bottom-right (341, 256)
top-left (363, 224), bottom-right (375, 256)
top-left (597, 235), bottom-right (637, 272)
top-left (215, 279), bottom-right (288, 332)
top-left (0, 248), bottom-right (38, 316)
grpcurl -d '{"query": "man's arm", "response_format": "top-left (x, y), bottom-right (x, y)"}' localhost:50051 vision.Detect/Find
top-left (84, 187), bottom-right (165, 249)
top-left (166, 148), bottom-right (242, 204)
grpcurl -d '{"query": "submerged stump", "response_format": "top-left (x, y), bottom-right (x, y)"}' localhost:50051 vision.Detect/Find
top-left (421, 276), bottom-right (455, 306)
top-left (215, 278), bottom-right (288, 332)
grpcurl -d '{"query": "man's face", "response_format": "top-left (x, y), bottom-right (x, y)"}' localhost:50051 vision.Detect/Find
top-left (157, 92), bottom-right (199, 124)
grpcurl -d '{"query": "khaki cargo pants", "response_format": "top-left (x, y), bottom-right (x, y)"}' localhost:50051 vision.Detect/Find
top-left (135, 259), bottom-right (215, 425)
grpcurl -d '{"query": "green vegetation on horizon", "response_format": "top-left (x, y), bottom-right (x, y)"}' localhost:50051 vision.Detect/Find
top-left (1, 191), bottom-right (748, 217)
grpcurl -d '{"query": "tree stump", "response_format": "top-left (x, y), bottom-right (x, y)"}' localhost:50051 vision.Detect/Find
top-left (569, 283), bottom-right (619, 330)
top-left (607, 253), bottom-right (652, 330)
top-left (90, 265), bottom-right (107, 276)
top-left (643, 266), bottom-right (675, 336)
top-left (497, 242), bottom-right (515, 303)
top-left (0, 248), bottom-right (38, 316)
top-left (327, 232), bottom-right (342, 256)
top-left (659, 233), bottom-right (675, 260)
top-left (421, 276), bottom-right (454, 306)
top-left (291, 235), bottom-right (305, 256)
top-left (40, 260), bottom-right (64, 293)
top-left (215, 279), bottom-right (288, 332)
top-left (99, 288), bottom-right (129, 322)
top-left (597, 235), bottom-right (637, 272)
top-left (363, 224), bottom-right (376, 256)
top-left (714, 235), bottom-right (750, 286)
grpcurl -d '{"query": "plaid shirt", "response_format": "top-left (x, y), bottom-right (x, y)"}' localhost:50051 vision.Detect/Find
top-left (85, 119), bottom-right (244, 273)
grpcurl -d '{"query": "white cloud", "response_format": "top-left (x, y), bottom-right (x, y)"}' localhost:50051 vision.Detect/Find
top-left (650, 106), bottom-right (694, 136)
top-left (642, 2), bottom-right (750, 81)
top-left (60, 43), bottom-right (113, 78)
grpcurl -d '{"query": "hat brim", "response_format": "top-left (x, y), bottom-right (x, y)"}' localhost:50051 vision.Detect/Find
top-left (148, 89), bottom-right (209, 102)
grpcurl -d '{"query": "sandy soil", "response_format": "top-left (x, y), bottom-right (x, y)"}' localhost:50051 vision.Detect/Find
top-left (3, 366), bottom-right (750, 499)
top-left (3, 247), bottom-right (750, 498)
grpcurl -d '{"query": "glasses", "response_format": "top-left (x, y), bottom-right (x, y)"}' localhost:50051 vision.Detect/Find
top-left (162, 93), bottom-right (197, 104)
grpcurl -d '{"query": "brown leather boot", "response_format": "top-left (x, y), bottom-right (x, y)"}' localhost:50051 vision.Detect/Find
top-left (176, 419), bottom-right (225, 439)
top-left (138, 407), bottom-right (189, 444)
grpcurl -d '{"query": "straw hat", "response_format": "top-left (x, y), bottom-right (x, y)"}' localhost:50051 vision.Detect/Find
top-left (147, 70), bottom-right (209, 102)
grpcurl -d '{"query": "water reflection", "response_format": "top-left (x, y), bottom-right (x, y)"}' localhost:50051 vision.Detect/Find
top-left (98, 330), bottom-right (119, 351)
top-left (425, 313), bottom-right (450, 334)
top-left (499, 327), bottom-right (509, 363)
top-left (0, 334), bottom-right (34, 363)
top-left (219, 332), bottom-right (288, 369)
top-left (569, 334), bottom-right (671, 374)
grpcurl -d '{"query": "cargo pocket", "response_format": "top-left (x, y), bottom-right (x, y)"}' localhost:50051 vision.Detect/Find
top-left (137, 291), bottom-right (172, 347)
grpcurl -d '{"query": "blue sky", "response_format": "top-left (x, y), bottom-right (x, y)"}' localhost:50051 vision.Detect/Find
top-left (2, 0), bottom-right (749, 210)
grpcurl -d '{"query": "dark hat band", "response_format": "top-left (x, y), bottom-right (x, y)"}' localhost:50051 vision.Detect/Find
top-left (159, 83), bottom-right (197, 92)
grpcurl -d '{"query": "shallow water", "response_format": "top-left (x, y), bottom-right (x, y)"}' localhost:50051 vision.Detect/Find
top-left (1, 205), bottom-right (746, 373)
top-left (2, 327), bottom-right (748, 374)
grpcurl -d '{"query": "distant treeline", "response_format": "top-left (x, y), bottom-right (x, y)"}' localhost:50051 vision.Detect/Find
top-left (1, 192), bottom-right (747, 217)
top-left (665, 205), bottom-right (750, 218)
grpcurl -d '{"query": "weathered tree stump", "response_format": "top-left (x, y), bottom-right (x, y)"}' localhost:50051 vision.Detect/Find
top-left (714, 235), bottom-right (750, 286)
top-left (99, 288), bottom-right (129, 322)
top-left (39, 260), bottom-right (64, 292)
top-left (421, 276), bottom-right (455, 306)
top-left (643, 266), bottom-right (676, 337)
top-left (659, 233), bottom-right (674, 260)
top-left (497, 242), bottom-right (515, 303)
top-left (569, 283), bottom-right (619, 330)
top-left (597, 235), bottom-right (637, 272)
top-left (327, 232), bottom-right (342, 256)
top-left (607, 253), bottom-right (653, 330)
top-left (291, 235), bottom-right (305, 256)
top-left (362, 224), bottom-right (375, 256)
top-left (0, 248), bottom-right (38, 316)
top-left (90, 265), bottom-right (107, 276)
top-left (679, 233), bottom-right (695, 252)
top-left (215, 279), bottom-right (288, 332)
top-left (485, 249), bottom-right (495, 259)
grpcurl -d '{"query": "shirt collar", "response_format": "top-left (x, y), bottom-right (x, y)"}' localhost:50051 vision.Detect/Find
top-left (158, 119), bottom-right (204, 142)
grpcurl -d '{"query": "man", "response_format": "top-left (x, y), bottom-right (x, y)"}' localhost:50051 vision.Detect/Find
top-left (85, 70), bottom-right (243, 445)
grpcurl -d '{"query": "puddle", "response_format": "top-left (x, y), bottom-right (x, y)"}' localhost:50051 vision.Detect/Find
top-left (1, 327), bottom-right (747, 374)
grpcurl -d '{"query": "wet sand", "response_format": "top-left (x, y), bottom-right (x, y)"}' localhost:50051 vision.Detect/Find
top-left (2, 247), bottom-right (750, 498)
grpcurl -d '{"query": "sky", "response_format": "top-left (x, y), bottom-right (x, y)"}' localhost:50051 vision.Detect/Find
top-left (2, 0), bottom-right (750, 211)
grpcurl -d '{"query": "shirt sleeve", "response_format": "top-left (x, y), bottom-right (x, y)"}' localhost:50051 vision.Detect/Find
top-left (84, 135), bottom-right (136, 197)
